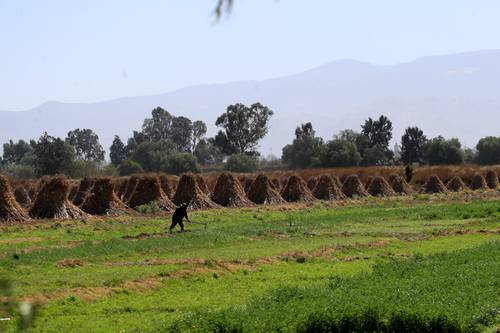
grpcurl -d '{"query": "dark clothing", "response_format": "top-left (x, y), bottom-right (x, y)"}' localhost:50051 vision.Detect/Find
top-left (405, 165), bottom-right (414, 183)
top-left (169, 205), bottom-right (189, 231)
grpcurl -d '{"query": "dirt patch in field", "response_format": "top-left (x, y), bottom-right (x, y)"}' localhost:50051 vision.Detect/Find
top-left (57, 258), bottom-right (84, 268)
top-left (0, 236), bottom-right (45, 244)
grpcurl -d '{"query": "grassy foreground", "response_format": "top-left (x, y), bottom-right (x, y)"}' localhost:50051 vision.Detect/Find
top-left (0, 196), bottom-right (499, 332)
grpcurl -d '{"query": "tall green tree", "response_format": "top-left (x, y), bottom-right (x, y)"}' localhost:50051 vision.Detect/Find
top-left (282, 123), bottom-right (324, 169)
top-left (66, 128), bottom-right (105, 162)
top-left (476, 136), bottom-right (500, 165)
top-left (400, 126), bottom-right (427, 164)
top-left (214, 103), bottom-right (274, 155)
top-left (320, 138), bottom-right (361, 167)
top-left (141, 107), bottom-right (173, 142)
top-left (360, 115), bottom-right (394, 165)
top-left (194, 138), bottom-right (224, 165)
top-left (170, 116), bottom-right (193, 152)
top-left (192, 120), bottom-right (207, 152)
top-left (2, 139), bottom-right (34, 165)
top-left (33, 133), bottom-right (76, 176)
top-left (423, 136), bottom-right (464, 165)
top-left (361, 115), bottom-right (393, 149)
top-left (109, 135), bottom-right (128, 166)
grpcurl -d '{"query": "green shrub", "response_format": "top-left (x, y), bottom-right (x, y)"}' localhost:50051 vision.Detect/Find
top-left (161, 152), bottom-right (200, 175)
top-left (135, 202), bottom-right (161, 214)
top-left (224, 154), bottom-right (259, 173)
top-left (118, 160), bottom-right (144, 176)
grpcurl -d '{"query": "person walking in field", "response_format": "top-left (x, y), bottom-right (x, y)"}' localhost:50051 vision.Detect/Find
top-left (169, 203), bottom-right (190, 232)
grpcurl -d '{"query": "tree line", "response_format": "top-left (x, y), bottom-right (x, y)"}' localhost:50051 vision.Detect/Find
top-left (282, 115), bottom-right (500, 169)
top-left (1, 103), bottom-right (499, 178)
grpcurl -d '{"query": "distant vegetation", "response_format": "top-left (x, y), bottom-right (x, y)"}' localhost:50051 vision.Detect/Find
top-left (1, 103), bottom-right (499, 179)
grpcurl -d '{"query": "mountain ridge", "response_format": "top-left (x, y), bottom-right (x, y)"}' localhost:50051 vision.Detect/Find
top-left (1, 49), bottom-right (500, 155)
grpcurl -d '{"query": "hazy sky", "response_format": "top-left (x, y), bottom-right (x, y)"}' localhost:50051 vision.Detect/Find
top-left (1, 0), bottom-right (500, 110)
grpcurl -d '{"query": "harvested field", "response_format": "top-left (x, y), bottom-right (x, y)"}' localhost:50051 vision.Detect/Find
top-left (210, 172), bottom-right (253, 207)
top-left (312, 174), bottom-right (345, 200)
top-left (280, 175), bottom-right (315, 202)
top-left (29, 175), bottom-right (87, 220)
top-left (367, 176), bottom-right (396, 197)
top-left (172, 173), bottom-right (218, 209)
top-left (341, 175), bottom-right (368, 198)
top-left (128, 175), bottom-right (176, 211)
top-left (247, 174), bottom-right (285, 205)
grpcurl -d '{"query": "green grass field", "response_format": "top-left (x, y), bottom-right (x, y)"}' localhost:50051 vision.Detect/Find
top-left (0, 196), bottom-right (499, 332)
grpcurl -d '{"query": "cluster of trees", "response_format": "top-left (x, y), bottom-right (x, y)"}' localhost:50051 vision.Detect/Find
top-left (0, 129), bottom-right (109, 178)
top-left (281, 115), bottom-right (500, 169)
top-left (0, 102), bottom-right (274, 177)
top-left (108, 103), bottom-right (273, 175)
top-left (2, 106), bottom-right (499, 179)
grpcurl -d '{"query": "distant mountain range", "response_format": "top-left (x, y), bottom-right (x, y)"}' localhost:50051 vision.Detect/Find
top-left (1, 49), bottom-right (500, 156)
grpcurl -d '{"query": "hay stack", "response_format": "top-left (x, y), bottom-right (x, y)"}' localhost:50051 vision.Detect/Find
top-left (248, 174), bottom-right (285, 205)
top-left (0, 175), bottom-right (29, 223)
top-left (123, 176), bottom-right (140, 204)
top-left (422, 175), bottom-right (448, 194)
top-left (128, 175), bottom-right (176, 211)
top-left (211, 172), bottom-right (253, 207)
top-left (306, 177), bottom-right (318, 191)
top-left (471, 174), bottom-right (488, 190)
top-left (485, 170), bottom-right (499, 189)
top-left (367, 176), bottom-right (396, 197)
top-left (332, 176), bottom-right (343, 189)
top-left (312, 174), bottom-right (346, 200)
top-left (114, 177), bottom-right (129, 200)
top-left (14, 186), bottom-right (31, 208)
top-left (29, 175), bottom-right (87, 219)
top-left (389, 175), bottom-right (413, 195)
top-left (172, 173), bottom-right (218, 209)
top-left (68, 184), bottom-right (78, 201)
top-left (341, 175), bottom-right (369, 198)
top-left (158, 174), bottom-right (173, 198)
top-left (196, 175), bottom-right (210, 195)
top-left (281, 175), bottom-right (315, 202)
top-left (446, 176), bottom-right (467, 192)
top-left (270, 178), bottom-right (282, 192)
top-left (243, 178), bottom-right (254, 194)
top-left (365, 176), bottom-right (374, 191)
top-left (81, 178), bottom-right (132, 215)
top-left (72, 177), bottom-right (94, 206)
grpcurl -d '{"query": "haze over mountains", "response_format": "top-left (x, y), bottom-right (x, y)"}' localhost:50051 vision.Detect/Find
top-left (1, 49), bottom-right (499, 156)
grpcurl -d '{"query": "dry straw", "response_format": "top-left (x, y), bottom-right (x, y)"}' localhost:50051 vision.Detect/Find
top-left (211, 172), bottom-right (253, 207)
top-left (0, 174), bottom-right (29, 223)
top-left (173, 173), bottom-right (218, 209)
top-left (446, 176), bottom-right (467, 192)
top-left (422, 175), bottom-right (448, 194)
top-left (281, 175), bottom-right (315, 202)
top-left (128, 175), bottom-right (176, 211)
top-left (342, 175), bottom-right (369, 198)
top-left (367, 176), bottom-right (396, 197)
top-left (81, 177), bottom-right (132, 215)
top-left (29, 175), bottom-right (87, 219)
top-left (312, 174), bottom-right (346, 200)
top-left (248, 174), bottom-right (285, 205)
